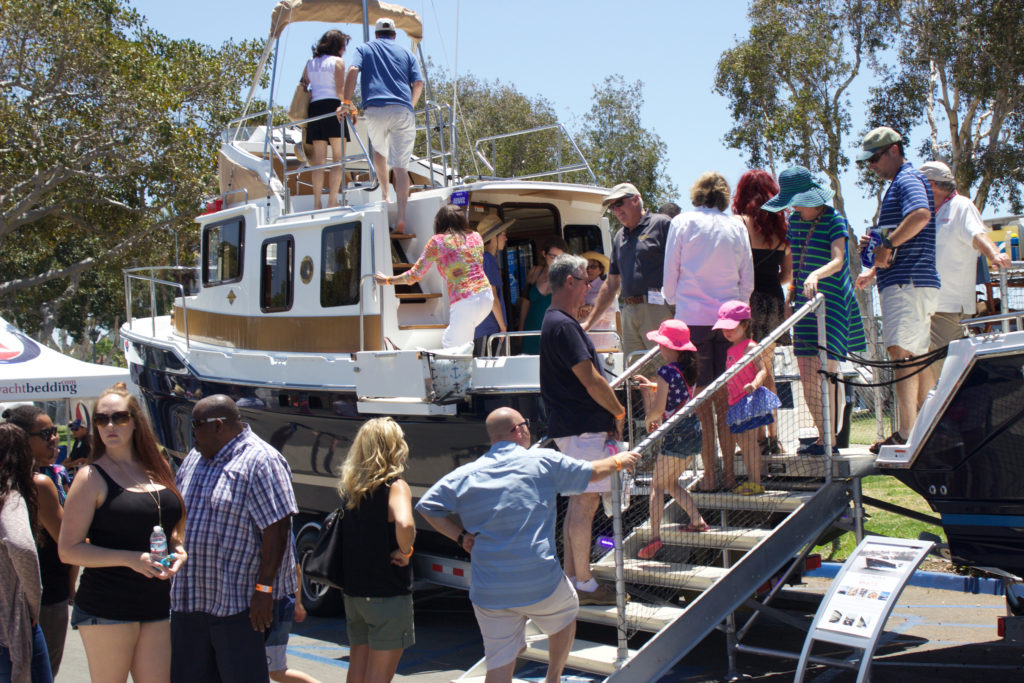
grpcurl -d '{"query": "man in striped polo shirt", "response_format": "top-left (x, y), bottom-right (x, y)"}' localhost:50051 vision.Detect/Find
top-left (856, 127), bottom-right (939, 453)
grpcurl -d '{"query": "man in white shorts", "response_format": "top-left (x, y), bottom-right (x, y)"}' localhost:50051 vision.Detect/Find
top-left (340, 18), bottom-right (423, 234)
top-left (416, 408), bottom-right (638, 681)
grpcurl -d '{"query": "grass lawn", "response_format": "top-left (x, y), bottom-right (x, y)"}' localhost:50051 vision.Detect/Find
top-left (849, 410), bottom-right (893, 446)
top-left (813, 474), bottom-right (946, 562)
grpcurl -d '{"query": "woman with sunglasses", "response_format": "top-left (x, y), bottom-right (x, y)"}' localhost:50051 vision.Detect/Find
top-left (518, 237), bottom-right (568, 355)
top-left (3, 406), bottom-right (72, 677)
top-left (59, 385), bottom-right (186, 683)
top-left (0, 422), bottom-right (52, 683)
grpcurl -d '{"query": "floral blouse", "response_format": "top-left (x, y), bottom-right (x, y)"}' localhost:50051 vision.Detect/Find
top-left (404, 231), bottom-right (490, 303)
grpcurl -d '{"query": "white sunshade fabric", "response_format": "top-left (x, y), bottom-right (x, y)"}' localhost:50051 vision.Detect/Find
top-left (269, 0), bottom-right (423, 45)
top-left (0, 317), bottom-right (130, 401)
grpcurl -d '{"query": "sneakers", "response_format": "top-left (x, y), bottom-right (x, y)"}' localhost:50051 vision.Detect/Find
top-left (760, 437), bottom-right (782, 456)
top-left (733, 481), bottom-right (766, 496)
top-left (797, 442), bottom-right (840, 456)
top-left (869, 431), bottom-right (905, 455)
top-left (577, 583), bottom-right (619, 605)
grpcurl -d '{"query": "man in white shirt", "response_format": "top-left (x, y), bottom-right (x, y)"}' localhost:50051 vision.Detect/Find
top-left (920, 160), bottom-right (1010, 377)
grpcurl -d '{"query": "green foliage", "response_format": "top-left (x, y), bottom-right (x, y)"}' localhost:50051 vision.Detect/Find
top-left (866, 0), bottom-right (1024, 212)
top-left (714, 0), bottom-right (897, 214)
top-left (0, 0), bottom-right (264, 344)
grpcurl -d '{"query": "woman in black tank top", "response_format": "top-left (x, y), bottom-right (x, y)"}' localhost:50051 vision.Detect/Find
top-left (338, 417), bottom-right (415, 682)
top-left (733, 170), bottom-right (793, 455)
top-left (58, 385), bottom-right (186, 683)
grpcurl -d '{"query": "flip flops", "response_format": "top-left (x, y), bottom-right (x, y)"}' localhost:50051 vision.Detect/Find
top-left (680, 522), bottom-right (710, 533)
top-left (637, 539), bottom-right (663, 560)
top-left (733, 481), bottom-right (766, 496)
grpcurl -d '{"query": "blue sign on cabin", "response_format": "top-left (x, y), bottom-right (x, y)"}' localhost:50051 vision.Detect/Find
top-left (449, 190), bottom-right (469, 207)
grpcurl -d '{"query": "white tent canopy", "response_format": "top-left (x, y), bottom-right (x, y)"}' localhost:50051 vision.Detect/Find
top-left (0, 317), bottom-right (130, 401)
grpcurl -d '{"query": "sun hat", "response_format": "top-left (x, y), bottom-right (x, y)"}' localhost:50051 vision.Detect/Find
top-left (580, 251), bottom-right (610, 274)
top-left (646, 319), bottom-right (697, 352)
top-left (856, 126), bottom-right (902, 162)
top-left (760, 166), bottom-right (835, 213)
top-left (375, 17), bottom-right (397, 31)
top-left (919, 160), bottom-right (954, 183)
top-left (476, 214), bottom-right (515, 243)
top-left (601, 182), bottom-right (640, 211)
top-left (712, 300), bottom-right (752, 331)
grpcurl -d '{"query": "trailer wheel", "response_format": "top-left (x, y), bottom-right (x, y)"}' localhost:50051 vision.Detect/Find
top-left (295, 521), bottom-right (344, 616)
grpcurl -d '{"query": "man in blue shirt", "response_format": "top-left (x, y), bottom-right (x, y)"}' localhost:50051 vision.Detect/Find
top-left (339, 18), bottom-right (423, 234)
top-left (417, 407), bottom-right (638, 682)
top-left (855, 127), bottom-right (939, 452)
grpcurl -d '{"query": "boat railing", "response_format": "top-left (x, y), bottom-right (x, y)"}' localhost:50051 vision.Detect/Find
top-left (411, 100), bottom-right (456, 189)
top-left (472, 124), bottom-right (597, 184)
top-left (123, 266), bottom-right (199, 350)
top-left (482, 328), bottom-right (620, 357)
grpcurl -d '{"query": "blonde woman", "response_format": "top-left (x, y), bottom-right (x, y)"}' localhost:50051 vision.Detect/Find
top-left (59, 385), bottom-right (186, 683)
top-left (338, 418), bottom-right (415, 683)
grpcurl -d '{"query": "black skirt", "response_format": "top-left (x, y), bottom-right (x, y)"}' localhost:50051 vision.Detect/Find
top-left (306, 98), bottom-right (350, 142)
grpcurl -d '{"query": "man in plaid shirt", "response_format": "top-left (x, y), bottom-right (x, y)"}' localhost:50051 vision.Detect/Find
top-left (170, 395), bottom-right (299, 682)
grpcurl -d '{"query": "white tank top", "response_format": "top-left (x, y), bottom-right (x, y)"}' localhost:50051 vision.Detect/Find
top-left (306, 55), bottom-right (342, 102)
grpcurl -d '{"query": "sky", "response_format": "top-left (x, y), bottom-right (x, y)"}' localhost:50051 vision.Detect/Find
top-left (131, 0), bottom-right (1013, 234)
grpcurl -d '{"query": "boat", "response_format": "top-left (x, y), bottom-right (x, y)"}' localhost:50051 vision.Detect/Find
top-left (119, 0), bottom-right (619, 611)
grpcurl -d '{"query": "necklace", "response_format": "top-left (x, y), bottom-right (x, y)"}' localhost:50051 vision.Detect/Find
top-left (106, 455), bottom-right (162, 528)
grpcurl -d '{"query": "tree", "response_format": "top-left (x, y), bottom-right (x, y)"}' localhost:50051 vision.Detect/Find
top-left (0, 0), bottom-right (263, 346)
top-left (866, 0), bottom-right (1024, 212)
top-left (714, 0), bottom-right (896, 215)
top-left (576, 75), bottom-right (677, 207)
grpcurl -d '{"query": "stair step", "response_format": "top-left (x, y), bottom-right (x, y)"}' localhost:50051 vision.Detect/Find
top-left (521, 622), bottom-right (632, 676)
top-left (390, 232), bottom-right (415, 240)
top-left (689, 490), bottom-right (812, 513)
top-left (576, 602), bottom-right (684, 632)
top-left (635, 524), bottom-right (771, 551)
top-left (592, 559), bottom-right (729, 591)
top-left (396, 292), bottom-right (442, 300)
top-left (398, 323), bottom-right (448, 330)
top-left (393, 262), bottom-right (414, 269)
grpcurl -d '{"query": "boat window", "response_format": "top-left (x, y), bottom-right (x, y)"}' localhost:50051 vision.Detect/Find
top-left (202, 217), bottom-right (244, 286)
top-left (260, 236), bottom-right (294, 312)
top-left (564, 225), bottom-right (602, 254)
top-left (321, 221), bottom-right (362, 307)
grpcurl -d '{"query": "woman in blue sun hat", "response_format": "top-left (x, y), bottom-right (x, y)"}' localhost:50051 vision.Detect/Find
top-left (762, 167), bottom-right (866, 456)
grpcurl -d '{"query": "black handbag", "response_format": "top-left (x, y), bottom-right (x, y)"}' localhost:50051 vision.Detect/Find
top-left (302, 507), bottom-right (344, 590)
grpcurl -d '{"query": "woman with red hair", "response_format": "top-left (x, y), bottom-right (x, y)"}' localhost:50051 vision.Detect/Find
top-left (732, 170), bottom-right (792, 455)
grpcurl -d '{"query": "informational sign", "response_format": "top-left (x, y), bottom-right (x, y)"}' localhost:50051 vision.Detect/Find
top-left (795, 536), bottom-right (933, 682)
top-left (448, 189), bottom-right (470, 207)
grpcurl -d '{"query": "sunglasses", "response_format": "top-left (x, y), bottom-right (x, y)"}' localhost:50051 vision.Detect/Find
top-left (609, 196), bottom-right (633, 210)
top-left (191, 417), bottom-right (224, 430)
top-left (510, 418), bottom-right (530, 433)
top-left (866, 145), bottom-right (893, 164)
top-left (94, 411), bottom-right (132, 427)
top-left (29, 427), bottom-right (59, 440)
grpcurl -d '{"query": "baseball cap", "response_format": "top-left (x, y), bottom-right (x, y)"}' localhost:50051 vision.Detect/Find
top-left (919, 160), bottom-right (954, 183)
top-left (712, 300), bottom-right (752, 331)
top-left (375, 17), bottom-right (396, 32)
top-left (856, 126), bottom-right (902, 162)
top-left (601, 183), bottom-right (640, 211)
top-left (646, 319), bottom-right (697, 353)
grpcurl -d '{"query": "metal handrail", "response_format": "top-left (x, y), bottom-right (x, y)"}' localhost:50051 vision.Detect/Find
top-left (481, 328), bottom-right (620, 357)
top-left (123, 267), bottom-right (197, 350)
top-left (473, 123), bottom-right (597, 184)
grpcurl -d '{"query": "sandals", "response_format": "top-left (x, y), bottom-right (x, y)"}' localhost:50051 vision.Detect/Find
top-left (637, 539), bottom-right (663, 560)
top-left (733, 481), bottom-right (766, 496)
top-left (680, 522), bottom-right (709, 533)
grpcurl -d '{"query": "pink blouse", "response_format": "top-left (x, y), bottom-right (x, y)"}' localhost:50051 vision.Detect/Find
top-left (404, 231), bottom-right (490, 303)
top-left (726, 338), bottom-right (758, 406)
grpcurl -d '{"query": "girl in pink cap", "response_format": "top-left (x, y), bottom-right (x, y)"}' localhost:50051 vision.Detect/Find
top-left (632, 319), bottom-right (710, 560)
top-left (712, 300), bottom-right (781, 495)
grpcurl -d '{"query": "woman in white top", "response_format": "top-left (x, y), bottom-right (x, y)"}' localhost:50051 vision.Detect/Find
top-left (300, 30), bottom-right (350, 209)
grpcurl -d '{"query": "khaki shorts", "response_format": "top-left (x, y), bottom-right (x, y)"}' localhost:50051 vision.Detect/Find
top-left (472, 576), bottom-right (579, 670)
top-left (879, 284), bottom-right (938, 355)
top-left (365, 105), bottom-right (416, 170)
top-left (555, 432), bottom-right (610, 493)
top-left (343, 593), bottom-right (415, 651)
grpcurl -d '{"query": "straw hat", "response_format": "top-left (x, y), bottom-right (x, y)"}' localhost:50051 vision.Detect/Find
top-left (476, 214), bottom-right (515, 242)
top-left (580, 251), bottom-right (609, 274)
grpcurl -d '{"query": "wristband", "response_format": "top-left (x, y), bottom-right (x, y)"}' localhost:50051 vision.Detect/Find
top-left (385, 276), bottom-right (392, 285)
top-left (255, 583), bottom-right (273, 594)
top-left (613, 455), bottom-right (623, 471)
top-left (343, 99), bottom-right (352, 106)
top-left (613, 409), bottom-right (626, 420)
top-left (400, 545), bottom-right (413, 558)
top-left (457, 529), bottom-right (468, 546)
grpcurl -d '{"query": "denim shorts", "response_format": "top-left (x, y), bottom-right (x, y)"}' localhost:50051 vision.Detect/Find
top-left (71, 604), bottom-right (166, 629)
top-left (265, 595), bottom-right (296, 672)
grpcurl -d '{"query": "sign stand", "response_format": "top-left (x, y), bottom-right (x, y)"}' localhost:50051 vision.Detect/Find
top-left (795, 536), bottom-right (933, 682)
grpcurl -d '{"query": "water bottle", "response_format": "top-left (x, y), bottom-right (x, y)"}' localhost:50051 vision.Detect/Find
top-left (861, 230), bottom-right (882, 269)
top-left (149, 525), bottom-right (168, 563)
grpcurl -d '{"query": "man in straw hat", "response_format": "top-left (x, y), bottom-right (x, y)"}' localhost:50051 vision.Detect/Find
top-left (583, 182), bottom-right (674, 360)
top-left (855, 126), bottom-right (939, 453)
top-left (339, 18), bottom-right (423, 234)
top-left (473, 214), bottom-right (515, 356)
top-left (919, 160), bottom-right (1010, 375)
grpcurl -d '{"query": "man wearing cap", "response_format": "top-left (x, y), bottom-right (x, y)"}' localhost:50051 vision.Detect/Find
top-left (582, 183), bottom-right (674, 360)
top-left (920, 160), bottom-right (1010, 375)
top-left (541, 254), bottom-right (627, 606)
top-left (63, 418), bottom-right (91, 474)
top-left (473, 214), bottom-right (514, 356)
top-left (855, 127), bottom-right (939, 452)
top-left (339, 18), bottom-right (424, 234)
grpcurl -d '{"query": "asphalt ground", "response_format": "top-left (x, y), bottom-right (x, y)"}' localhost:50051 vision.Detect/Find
top-left (53, 578), bottom-right (1021, 682)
